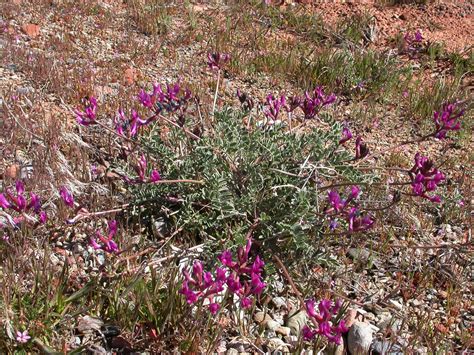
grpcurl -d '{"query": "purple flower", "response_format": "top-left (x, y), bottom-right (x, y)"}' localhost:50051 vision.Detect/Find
top-left (150, 170), bottom-right (161, 183)
top-left (240, 297), bottom-right (252, 309)
top-left (250, 273), bottom-right (266, 295)
top-left (138, 89), bottom-right (153, 108)
top-left (355, 137), bottom-right (369, 160)
top-left (1, 181), bottom-right (30, 212)
top-left (180, 237), bottom-right (265, 315)
top-left (410, 153), bottom-right (445, 202)
top-left (39, 211), bottom-right (48, 224)
top-left (59, 187), bottom-right (74, 208)
top-left (303, 299), bottom-right (347, 345)
top-left (251, 255), bottom-right (265, 274)
top-left (348, 185), bottom-right (360, 201)
top-left (90, 220), bottom-right (120, 254)
top-left (237, 238), bottom-right (252, 264)
top-left (132, 155), bottom-right (161, 184)
top-left (339, 126), bottom-right (353, 145)
top-left (215, 267), bottom-right (227, 282)
top-left (414, 30), bottom-right (423, 42)
top-left (404, 30), bottom-right (423, 46)
top-left (59, 186), bottom-right (74, 208)
top-left (433, 102), bottom-right (463, 139)
top-left (302, 325), bottom-right (317, 341)
top-left (203, 272), bottom-right (213, 288)
top-left (108, 220), bottom-right (117, 237)
top-left (179, 282), bottom-right (199, 304)
top-left (207, 52), bottom-right (231, 70)
top-left (103, 239), bottom-right (119, 253)
top-left (15, 180), bottom-right (24, 195)
top-left (318, 299), bottom-right (333, 321)
top-left (227, 274), bottom-right (242, 294)
top-left (75, 96), bottom-right (97, 126)
top-left (305, 299), bottom-right (318, 318)
top-left (219, 250), bottom-right (236, 268)
top-left (329, 219), bottom-right (338, 231)
top-left (193, 261), bottom-right (203, 281)
top-left (130, 110), bottom-right (146, 136)
top-left (328, 190), bottom-right (343, 213)
top-left (28, 193), bottom-right (41, 213)
top-left (0, 194), bottom-right (11, 209)
top-left (263, 94), bottom-right (286, 121)
top-left (16, 330), bottom-right (31, 343)
top-left (348, 207), bottom-right (374, 232)
top-left (208, 302), bottom-right (220, 314)
top-left (301, 86), bottom-right (336, 120)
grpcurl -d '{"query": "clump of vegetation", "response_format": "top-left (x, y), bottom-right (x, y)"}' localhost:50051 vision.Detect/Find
top-left (0, 0), bottom-right (472, 353)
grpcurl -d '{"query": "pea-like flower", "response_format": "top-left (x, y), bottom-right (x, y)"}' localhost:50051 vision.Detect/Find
top-left (59, 186), bottom-right (74, 208)
top-left (409, 153), bottom-right (445, 203)
top-left (180, 238), bottom-right (265, 315)
top-left (0, 181), bottom-right (47, 225)
top-left (207, 52), bottom-right (231, 70)
top-left (325, 186), bottom-right (374, 233)
top-left (263, 94), bottom-right (286, 121)
top-left (75, 96), bottom-right (97, 126)
top-left (355, 136), bottom-right (369, 160)
top-left (300, 86), bottom-right (336, 120)
top-left (433, 102), bottom-right (463, 139)
top-left (339, 126), bottom-right (353, 145)
top-left (129, 155), bottom-right (162, 184)
top-left (90, 220), bottom-right (119, 253)
top-left (303, 298), bottom-right (347, 345)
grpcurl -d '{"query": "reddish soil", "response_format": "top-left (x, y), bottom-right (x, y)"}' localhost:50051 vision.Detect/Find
top-left (298, 0), bottom-right (473, 52)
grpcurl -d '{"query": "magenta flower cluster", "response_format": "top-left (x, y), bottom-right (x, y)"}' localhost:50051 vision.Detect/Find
top-left (433, 102), bottom-right (463, 139)
top-left (263, 94), bottom-right (286, 121)
top-left (0, 181), bottom-right (47, 226)
top-left (261, 86), bottom-right (336, 122)
top-left (122, 154), bottom-right (161, 184)
top-left (409, 153), bottom-right (445, 203)
top-left (403, 30), bottom-right (424, 58)
top-left (90, 220), bottom-right (119, 253)
top-left (300, 86), bottom-right (336, 120)
top-left (337, 127), bottom-right (369, 160)
top-left (404, 30), bottom-right (423, 46)
top-left (325, 186), bottom-right (374, 232)
top-left (114, 109), bottom-right (147, 138)
top-left (302, 299), bottom-right (347, 345)
top-left (60, 186), bottom-right (74, 208)
top-left (207, 52), bottom-right (231, 70)
top-left (137, 82), bottom-right (192, 116)
top-left (75, 96), bottom-right (98, 126)
top-left (76, 82), bottom-right (193, 137)
top-left (338, 126), bottom-right (353, 145)
top-left (179, 238), bottom-right (265, 314)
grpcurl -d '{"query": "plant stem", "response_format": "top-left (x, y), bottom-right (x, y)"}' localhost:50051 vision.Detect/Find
top-left (212, 69), bottom-right (221, 116)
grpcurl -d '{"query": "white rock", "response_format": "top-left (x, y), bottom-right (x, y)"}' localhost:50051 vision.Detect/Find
top-left (286, 309), bottom-right (307, 335)
top-left (275, 326), bottom-right (291, 337)
top-left (267, 338), bottom-right (290, 353)
top-left (272, 296), bottom-right (287, 309)
top-left (348, 322), bottom-right (373, 355)
top-left (389, 299), bottom-right (403, 311)
top-left (254, 311), bottom-right (272, 324)
top-left (266, 320), bottom-right (280, 331)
